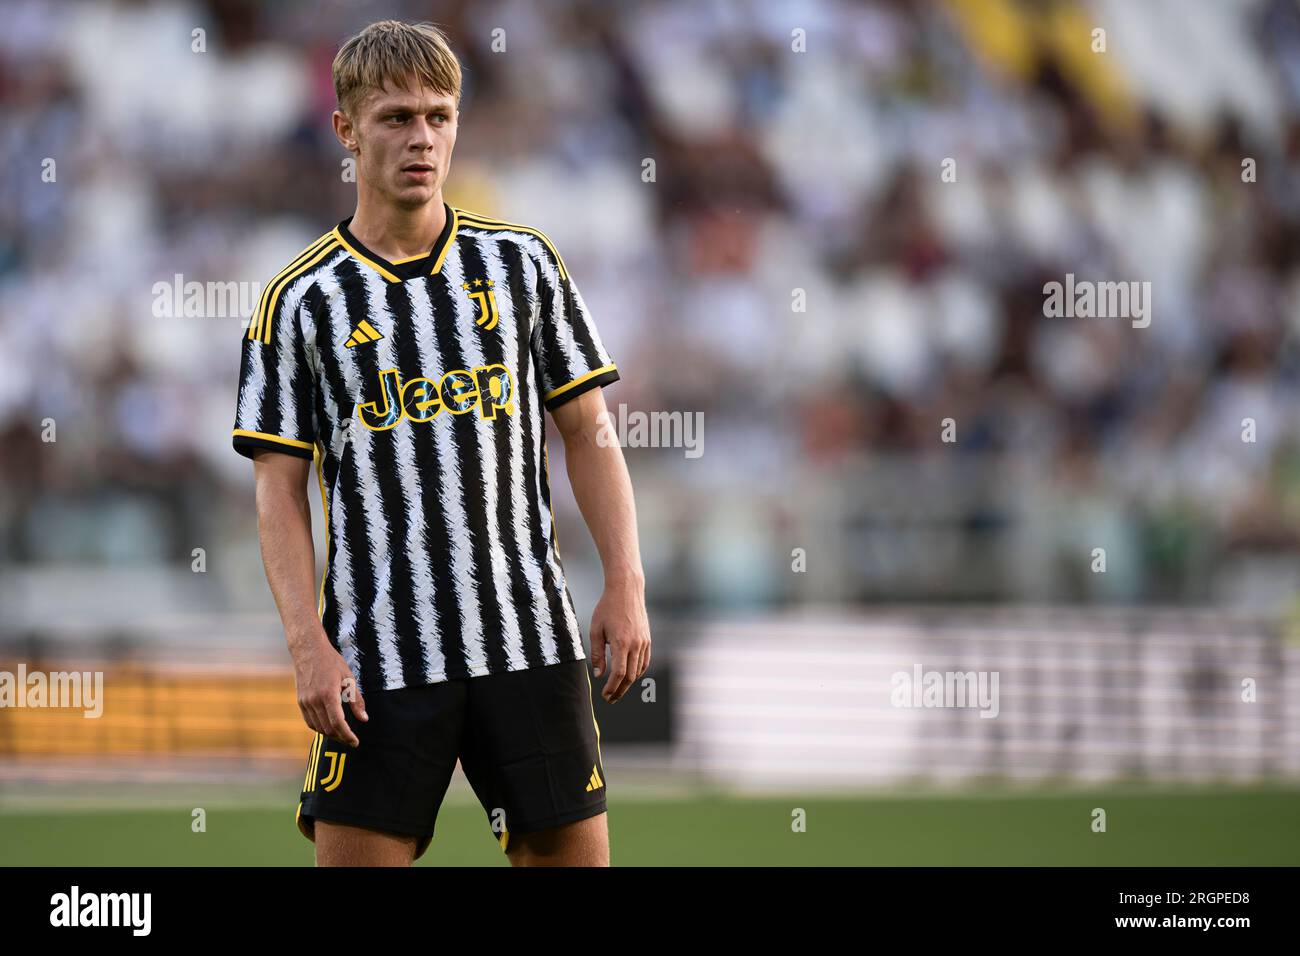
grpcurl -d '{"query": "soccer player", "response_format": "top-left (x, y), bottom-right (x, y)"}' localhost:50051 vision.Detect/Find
top-left (231, 20), bottom-right (650, 867)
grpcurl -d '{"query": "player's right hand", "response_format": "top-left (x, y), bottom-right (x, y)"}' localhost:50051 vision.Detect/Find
top-left (293, 638), bottom-right (368, 748)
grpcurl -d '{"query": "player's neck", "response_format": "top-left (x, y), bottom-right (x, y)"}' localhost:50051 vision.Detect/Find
top-left (348, 194), bottom-right (447, 262)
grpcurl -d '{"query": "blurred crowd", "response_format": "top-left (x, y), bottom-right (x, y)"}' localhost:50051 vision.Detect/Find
top-left (3, 0), bottom-right (1300, 619)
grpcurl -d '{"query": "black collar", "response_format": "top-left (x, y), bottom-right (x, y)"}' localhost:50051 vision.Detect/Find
top-left (335, 203), bottom-right (458, 282)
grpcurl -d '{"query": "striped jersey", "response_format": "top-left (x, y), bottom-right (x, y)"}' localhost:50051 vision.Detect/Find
top-left (232, 204), bottom-right (620, 693)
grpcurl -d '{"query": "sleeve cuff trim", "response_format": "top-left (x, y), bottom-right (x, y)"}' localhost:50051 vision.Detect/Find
top-left (232, 429), bottom-right (315, 460)
top-left (544, 364), bottom-right (619, 409)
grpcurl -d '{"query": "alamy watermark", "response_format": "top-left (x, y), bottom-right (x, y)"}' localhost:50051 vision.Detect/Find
top-left (890, 664), bottom-right (1000, 719)
top-left (1043, 273), bottom-right (1151, 328)
top-left (50, 886), bottom-right (150, 935)
top-left (0, 664), bottom-right (104, 718)
top-left (596, 403), bottom-right (704, 458)
top-left (152, 274), bottom-right (262, 321)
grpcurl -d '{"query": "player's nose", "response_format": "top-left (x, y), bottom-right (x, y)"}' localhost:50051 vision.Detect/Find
top-left (405, 118), bottom-right (435, 149)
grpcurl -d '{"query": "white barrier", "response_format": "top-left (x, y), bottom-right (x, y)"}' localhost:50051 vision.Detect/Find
top-left (672, 609), bottom-right (1297, 789)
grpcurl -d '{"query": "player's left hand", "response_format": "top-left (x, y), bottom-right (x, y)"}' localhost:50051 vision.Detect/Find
top-left (589, 582), bottom-right (651, 703)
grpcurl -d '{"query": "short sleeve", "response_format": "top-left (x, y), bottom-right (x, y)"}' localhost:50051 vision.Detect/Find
top-left (532, 249), bottom-right (619, 411)
top-left (231, 280), bottom-right (317, 461)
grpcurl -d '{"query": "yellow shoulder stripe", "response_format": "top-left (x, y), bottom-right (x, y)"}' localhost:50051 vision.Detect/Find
top-left (248, 232), bottom-right (335, 342)
top-left (454, 208), bottom-right (569, 282)
top-left (258, 239), bottom-right (341, 344)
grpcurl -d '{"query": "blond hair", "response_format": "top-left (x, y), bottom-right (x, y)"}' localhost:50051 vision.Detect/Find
top-left (333, 20), bottom-right (462, 116)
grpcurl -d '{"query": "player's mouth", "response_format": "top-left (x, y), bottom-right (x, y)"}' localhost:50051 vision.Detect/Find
top-left (401, 163), bottom-right (435, 180)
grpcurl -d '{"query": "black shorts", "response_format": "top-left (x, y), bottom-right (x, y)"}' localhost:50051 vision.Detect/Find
top-left (295, 659), bottom-right (607, 860)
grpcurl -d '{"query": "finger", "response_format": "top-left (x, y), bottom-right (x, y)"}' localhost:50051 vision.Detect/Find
top-left (615, 661), bottom-right (637, 702)
top-left (312, 701), bottom-right (335, 740)
top-left (325, 693), bottom-right (360, 748)
top-left (603, 643), bottom-right (630, 702)
top-left (626, 646), bottom-right (642, 688)
top-left (352, 687), bottom-right (369, 721)
top-left (342, 678), bottom-right (368, 722)
top-left (590, 624), bottom-right (608, 678)
top-left (302, 700), bottom-right (327, 737)
top-left (628, 639), bottom-right (648, 692)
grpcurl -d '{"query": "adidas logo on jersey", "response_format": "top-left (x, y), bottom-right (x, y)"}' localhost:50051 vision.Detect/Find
top-left (345, 319), bottom-right (384, 348)
top-left (585, 765), bottom-right (604, 792)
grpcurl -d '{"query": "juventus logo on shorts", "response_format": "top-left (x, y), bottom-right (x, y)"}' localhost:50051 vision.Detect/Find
top-left (462, 278), bottom-right (499, 331)
top-left (319, 751), bottom-right (347, 792)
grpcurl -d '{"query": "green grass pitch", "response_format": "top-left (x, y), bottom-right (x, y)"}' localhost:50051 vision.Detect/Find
top-left (2, 785), bottom-right (1297, 866)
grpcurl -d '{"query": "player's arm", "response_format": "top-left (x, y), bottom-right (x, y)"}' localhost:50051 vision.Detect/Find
top-left (550, 387), bottom-right (650, 704)
top-left (251, 449), bottom-right (367, 746)
top-left (233, 262), bottom-right (365, 744)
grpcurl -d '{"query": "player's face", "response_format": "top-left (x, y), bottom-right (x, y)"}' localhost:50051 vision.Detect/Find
top-left (345, 82), bottom-right (458, 209)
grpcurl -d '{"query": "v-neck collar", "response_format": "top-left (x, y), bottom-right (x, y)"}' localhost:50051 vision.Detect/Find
top-left (333, 203), bottom-right (459, 283)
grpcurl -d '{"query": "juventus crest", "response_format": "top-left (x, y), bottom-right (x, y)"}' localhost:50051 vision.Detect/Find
top-left (462, 278), bottom-right (499, 330)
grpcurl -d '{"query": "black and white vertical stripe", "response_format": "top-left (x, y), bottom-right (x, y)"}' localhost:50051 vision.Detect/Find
top-left (234, 216), bottom-right (618, 692)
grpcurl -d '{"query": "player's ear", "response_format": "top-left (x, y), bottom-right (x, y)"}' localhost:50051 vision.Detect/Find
top-left (332, 109), bottom-right (358, 152)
